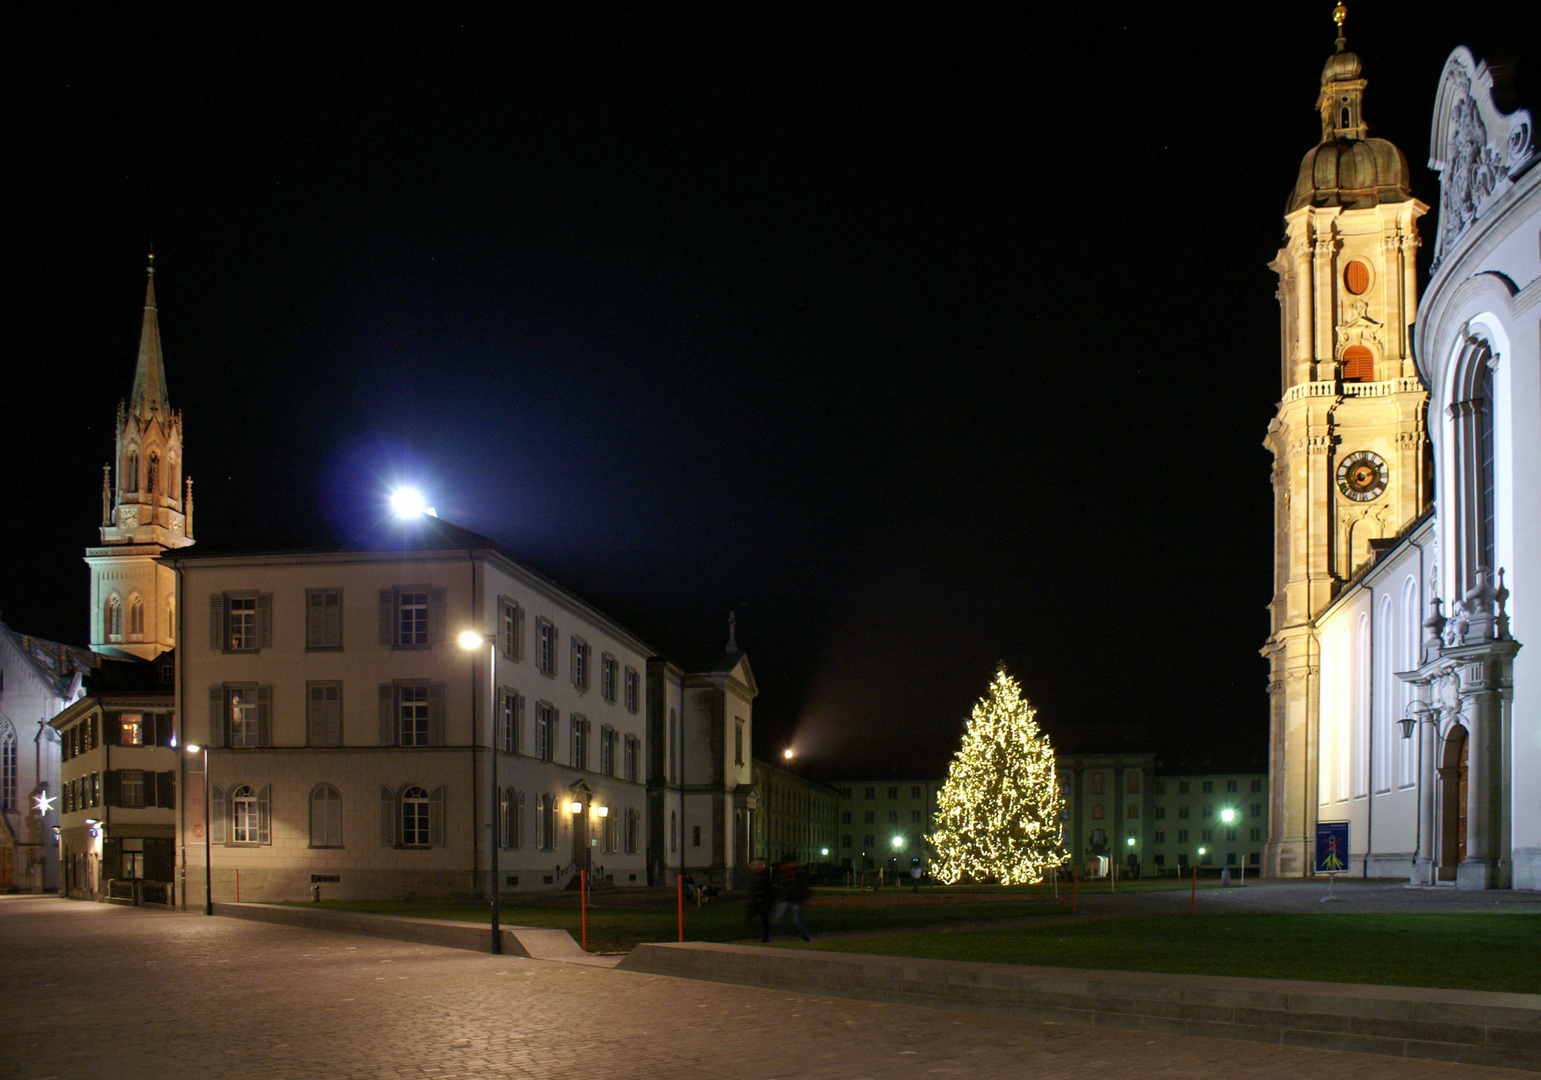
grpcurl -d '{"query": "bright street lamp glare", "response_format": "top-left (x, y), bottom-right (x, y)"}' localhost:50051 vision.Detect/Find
top-left (185, 744), bottom-right (201, 754)
top-left (457, 630), bottom-right (485, 650)
top-left (390, 488), bottom-right (427, 518)
top-left (783, 748), bottom-right (794, 760)
top-left (1221, 808), bottom-right (1236, 824)
top-left (891, 835), bottom-right (905, 849)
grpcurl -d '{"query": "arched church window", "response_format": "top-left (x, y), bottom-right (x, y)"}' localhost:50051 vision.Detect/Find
top-left (107, 595), bottom-right (124, 640)
top-left (125, 450), bottom-right (139, 493)
top-left (128, 596), bottom-right (144, 638)
top-left (1477, 360), bottom-right (1496, 573)
top-left (147, 453), bottom-right (159, 494)
top-left (1342, 345), bottom-right (1374, 382)
top-left (1341, 106), bottom-right (1350, 128)
top-left (1, 722), bottom-right (16, 811)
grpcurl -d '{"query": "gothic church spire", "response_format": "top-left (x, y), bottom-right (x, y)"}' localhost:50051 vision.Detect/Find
top-left (129, 253), bottom-right (171, 419)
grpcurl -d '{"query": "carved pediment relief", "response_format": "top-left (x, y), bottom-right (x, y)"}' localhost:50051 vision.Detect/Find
top-left (1336, 299), bottom-right (1384, 351)
top-left (1430, 47), bottom-right (1535, 266)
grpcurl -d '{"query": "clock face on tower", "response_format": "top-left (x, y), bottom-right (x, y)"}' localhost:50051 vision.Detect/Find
top-left (1336, 450), bottom-right (1388, 502)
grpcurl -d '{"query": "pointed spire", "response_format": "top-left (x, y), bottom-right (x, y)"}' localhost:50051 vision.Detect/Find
top-left (726, 610), bottom-right (738, 654)
top-left (1333, 3), bottom-right (1347, 53)
top-left (129, 251), bottom-right (171, 420)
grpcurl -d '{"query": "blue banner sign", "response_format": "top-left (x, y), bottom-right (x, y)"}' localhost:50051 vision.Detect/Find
top-left (1315, 821), bottom-right (1350, 875)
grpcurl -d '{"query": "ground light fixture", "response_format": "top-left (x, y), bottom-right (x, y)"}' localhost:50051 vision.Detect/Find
top-left (457, 630), bottom-right (501, 954)
top-left (186, 744), bottom-right (211, 914)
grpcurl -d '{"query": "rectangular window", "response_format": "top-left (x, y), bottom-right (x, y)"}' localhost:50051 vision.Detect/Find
top-left (910, 810), bottom-right (921, 823)
top-left (911, 786), bottom-right (922, 798)
top-left (1154, 781), bottom-right (1166, 795)
top-left (1091, 773), bottom-right (1105, 795)
top-left (841, 810), bottom-right (851, 824)
top-left (863, 834), bottom-right (875, 847)
top-left (1201, 828), bottom-right (1213, 842)
top-left (1226, 779), bottom-right (1238, 793)
top-left (864, 787), bottom-right (875, 799)
top-left (1178, 829), bottom-right (1189, 844)
top-left (842, 834), bottom-right (852, 848)
top-left (887, 786), bottom-right (898, 799)
top-left (624, 667), bottom-right (639, 712)
top-left (1202, 780), bottom-right (1214, 794)
top-left (1251, 803), bottom-right (1262, 818)
top-left (600, 654), bottom-right (618, 703)
top-left (623, 735), bottom-right (639, 782)
top-left (571, 714), bottom-right (589, 770)
top-left (500, 690), bottom-right (523, 753)
top-left (864, 810), bottom-right (874, 824)
top-left (692, 825), bottom-right (701, 847)
top-left (310, 785), bottom-right (342, 848)
top-left (600, 726), bottom-right (616, 776)
top-left (1154, 830), bottom-right (1165, 843)
top-left (226, 686), bottom-right (270, 748)
top-left (537, 793), bottom-right (554, 850)
top-left (399, 685), bottom-right (430, 746)
top-left (212, 592), bottom-right (272, 652)
top-left (1177, 805), bottom-right (1190, 819)
top-left (120, 770), bottom-right (145, 809)
top-left (536, 702), bottom-right (556, 761)
top-left (1127, 774), bottom-right (1140, 794)
top-left (1251, 828), bottom-right (1262, 842)
top-left (379, 586), bottom-right (444, 649)
top-left (570, 637), bottom-right (590, 690)
top-left (499, 597), bottom-right (524, 661)
top-left (734, 720), bottom-right (744, 766)
top-left (888, 809), bottom-right (898, 823)
top-left (306, 588), bottom-right (343, 650)
top-left (1201, 805), bottom-right (1213, 819)
top-left (120, 715), bottom-right (144, 746)
top-left (307, 682), bottom-right (343, 746)
top-left (1092, 804), bottom-right (1105, 820)
top-left (1127, 804), bottom-right (1139, 819)
top-left (1251, 779), bottom-right (1263, 793)
top-left (1178, 780), bottom-right (1190, 794)
top-left (536, 619), bottom-right (557, 676)
top-left (1153, 806), bottom-right (1166, 819)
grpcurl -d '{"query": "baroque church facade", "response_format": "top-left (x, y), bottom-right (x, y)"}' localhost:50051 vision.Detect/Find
top-left (1264, 17), bottom-right (1540, 890)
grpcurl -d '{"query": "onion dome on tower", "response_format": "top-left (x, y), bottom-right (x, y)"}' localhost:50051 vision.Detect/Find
top-left (1287, 4), bottom-right (1412, 212)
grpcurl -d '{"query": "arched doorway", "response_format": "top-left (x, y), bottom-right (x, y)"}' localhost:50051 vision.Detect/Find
top-left (1437, 725), bottom-right (1468, 881)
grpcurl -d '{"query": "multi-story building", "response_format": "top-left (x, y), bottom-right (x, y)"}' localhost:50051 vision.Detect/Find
top-left (833, 780), bottom-right (941, 875)
top-left (1146, 769), bottom-right (1269, 875)
top-left (1055, 752), bottom-right (1156, 875)
top-left (50, 652), bottom-right (178, 903)
top-left (751, 758), bottom-right (838, 868)
top-left (164, 516), bottom-right (661, 901)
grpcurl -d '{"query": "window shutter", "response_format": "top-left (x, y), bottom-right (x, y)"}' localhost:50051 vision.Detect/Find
top-left (307, 592), bottom-right (325, 647)
top-left (210, 785), bottom-right (226, 844)
top-left (209, 595), bottom-right (225, 650)
top-left (429, 786), bottom-right (445, 846)
top-left (101, 716), bottom-right (119, 747)
top-left (153, 713), bottom-right (170, 748)
top-left (207, 687), bottom-right (226, 749)
top-left (256, 686), bottom-right (272, 747)
top-left (157, 771), bottom-right (176, 809)
top-left (142, 771), bottom-right (157, 808)
top-left (379, 684), bottom-right (395, 746)
top-left (380, 785), bottom-right (395, 846)
top-left (104, 770), bottom-right (120, 807)
top-left (428, 682), bottom-right (446, 747)
top-left (379, 589), bottom-right (395, 645)
top-left (428, 587), bottom-right (447, 644)
top-left (257, 785), bottom-right (271, 844)
top-left (256, 593), bottom-right (273, 649)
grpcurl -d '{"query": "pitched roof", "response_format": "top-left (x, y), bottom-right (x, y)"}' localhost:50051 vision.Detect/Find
top-left (0, 622), bottom-right (100, 699)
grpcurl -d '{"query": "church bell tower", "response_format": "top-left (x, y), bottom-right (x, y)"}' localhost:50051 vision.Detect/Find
top-left (1261, 7), bottom-right (1431, 877)
top-left (85, 255), bottom-right (195, 659)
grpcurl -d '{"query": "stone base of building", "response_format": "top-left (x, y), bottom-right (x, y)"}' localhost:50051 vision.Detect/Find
top-left (1510, 848), bottom-right (1541, 891)
top-left (1457, 858), bottom-right (1496, 890)
top-left (1364, 851), bottom-right (1414, 880)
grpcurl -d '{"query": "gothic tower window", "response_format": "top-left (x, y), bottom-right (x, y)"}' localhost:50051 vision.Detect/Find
top-left (147, 452), bottom-right (159, 494)
top-left (107, 595), bottom-right (124, 640)
top-left (128, 595), bottom-right (144, 638)
top-left (125, 450), bottom-right (139, 493)
top-left (1477, 359), bottom-right (1496, 573)
top-left (0, 722), bottom-right (16, 811)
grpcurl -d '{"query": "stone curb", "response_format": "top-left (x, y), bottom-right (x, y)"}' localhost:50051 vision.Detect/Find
top-left (616, 942), bottom-right (1541, 1073)
top-left (209, 902), bottom-right (611, 964)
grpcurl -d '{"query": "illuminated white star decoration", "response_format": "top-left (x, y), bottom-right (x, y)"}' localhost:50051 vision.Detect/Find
top-left (34, 791), bottom-right (56, 815)
top-left (927, 666), bottom-right (1067, 885)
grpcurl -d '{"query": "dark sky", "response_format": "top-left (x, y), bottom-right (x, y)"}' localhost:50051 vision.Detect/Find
top-left (8, 4), bottom-right (1536, 780)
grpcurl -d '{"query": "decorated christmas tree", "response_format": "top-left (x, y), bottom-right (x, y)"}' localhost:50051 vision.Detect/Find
top-left (929, 666), bottom-right (1066, 884)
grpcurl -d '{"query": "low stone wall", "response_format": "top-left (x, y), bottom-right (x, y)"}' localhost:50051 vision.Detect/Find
top-left (617, 943), bottom-right (1541, 1072)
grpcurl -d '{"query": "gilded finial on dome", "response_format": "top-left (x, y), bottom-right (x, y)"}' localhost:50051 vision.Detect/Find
top-left (1333, 4), bottom-right (1347, 52)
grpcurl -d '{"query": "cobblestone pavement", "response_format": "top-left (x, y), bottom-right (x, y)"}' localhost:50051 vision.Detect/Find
top-left (1, 896), bottom-right (1527, 1080)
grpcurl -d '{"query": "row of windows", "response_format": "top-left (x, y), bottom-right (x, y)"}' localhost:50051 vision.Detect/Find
top-left (1152, 779), bottom-right (1263, 796)
top-left (61, 713), bottom-right (174, 760)
top-left (1151, 803), bottom-right (1265, 821)
top-left (841, 809), bottom-right (925, 824)
top-left (62, 770), bottom-right (175, 812)
top-left (842, 785), bottom-right (928, 801)
top-left (1149, 828), bottom-right (1261, 845)
top-left (206, 682), bottom-right (640, 779)
top-left (120, 447), bottom-right (178, 495)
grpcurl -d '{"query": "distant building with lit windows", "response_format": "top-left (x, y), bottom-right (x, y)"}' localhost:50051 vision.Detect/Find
top-left (832, 780), bottom-right (941, 875)
top-left (751, 758), bottom-right (838, 867)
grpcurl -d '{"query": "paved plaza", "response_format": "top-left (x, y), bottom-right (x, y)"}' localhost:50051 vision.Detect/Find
top-left (2, 895), bottom-right (1532, 1080)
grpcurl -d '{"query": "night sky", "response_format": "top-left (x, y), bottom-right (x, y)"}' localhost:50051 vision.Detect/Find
top-left (9, 4), bottom-right (1536, 780)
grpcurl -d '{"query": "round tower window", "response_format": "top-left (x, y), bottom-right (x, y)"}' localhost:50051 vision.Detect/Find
top-left (1343, 260), bottom-right (1372, 295)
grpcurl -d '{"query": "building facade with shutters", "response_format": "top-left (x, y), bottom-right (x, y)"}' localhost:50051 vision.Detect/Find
top-left (50, 652), bottom-right (178, 903)
top-left (164, 515), bottom-right (657, 902)
top-left (751, 758), bottom-right (838, 869)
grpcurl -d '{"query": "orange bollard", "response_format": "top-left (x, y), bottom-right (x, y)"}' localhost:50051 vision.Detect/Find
top-left (677, 870), bottom-right (684, 942)
top-left (1072, 864), bottom-right (1078, 914)
top-left (1190, 862), bottom-right (1197, 914)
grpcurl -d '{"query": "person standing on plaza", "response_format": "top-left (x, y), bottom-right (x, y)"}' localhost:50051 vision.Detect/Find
top-left (774, 857), bottom-right (811, 941)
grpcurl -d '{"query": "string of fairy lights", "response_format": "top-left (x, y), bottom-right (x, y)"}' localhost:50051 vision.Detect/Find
top-left (928, 666), bottom-right (1066, 884)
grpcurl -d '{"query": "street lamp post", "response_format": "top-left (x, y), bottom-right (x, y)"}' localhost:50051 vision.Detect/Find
top-left (186, 744), bottom-right (211, 914)
top-left (458, 630), bottom-right (500, 955)
top-left (1220, 808), bottom-right (1236, 886)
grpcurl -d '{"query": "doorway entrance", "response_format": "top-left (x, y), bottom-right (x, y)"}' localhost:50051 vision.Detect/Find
top-left (1437, 724), bottom-right (1468, 881)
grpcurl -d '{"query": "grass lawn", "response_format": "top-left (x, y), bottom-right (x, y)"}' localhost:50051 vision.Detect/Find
top-left (785, 912), bottom-right (1541, 994)
top-left (279, 886), bottom-right (1541, 994)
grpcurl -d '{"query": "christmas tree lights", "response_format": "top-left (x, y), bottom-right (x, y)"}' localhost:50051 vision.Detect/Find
top-left (928, 666), bottom-right (1066, 884)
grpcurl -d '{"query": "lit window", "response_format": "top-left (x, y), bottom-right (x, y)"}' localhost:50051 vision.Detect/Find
top-left (230, 690), bottom-right (261, 748)
top-left (228, 597), bottom-right (258, 650)
top-left (120, 715), bottom-right (144, 746)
